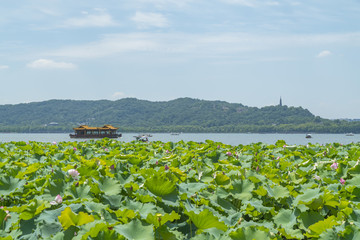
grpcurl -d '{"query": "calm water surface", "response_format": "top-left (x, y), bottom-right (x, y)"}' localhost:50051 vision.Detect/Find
top-left (0, 133), bottom-right (359, 146)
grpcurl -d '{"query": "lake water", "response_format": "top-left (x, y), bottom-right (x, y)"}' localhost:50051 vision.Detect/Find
top-left (0, 133), bottom-right (359, 146)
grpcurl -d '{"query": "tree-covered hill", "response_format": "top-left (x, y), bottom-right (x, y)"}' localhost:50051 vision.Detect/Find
top-left (0, 98), bottom-right (359, 133)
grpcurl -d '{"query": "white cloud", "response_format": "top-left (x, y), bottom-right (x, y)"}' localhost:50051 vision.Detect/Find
top-left (27, 59), bottom-right (77, 69)
top-left (317, 50), bottom-right (332, 58)
top-left (62, 10), bottom-right (116, 28)
top-left (112, 92), bottom-right (125, 99)
top-left (47, 32), bottom-right (360, 60)
top-left (0, 65), bottom-right (9, 69)
top-left (49, 33), bottom-right (159, 58)
top-left (131, 12), bottom-right (169, 29)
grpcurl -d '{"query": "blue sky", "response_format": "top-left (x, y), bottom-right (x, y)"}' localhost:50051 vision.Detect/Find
top-left (0, 0), bottom-right (359, 119)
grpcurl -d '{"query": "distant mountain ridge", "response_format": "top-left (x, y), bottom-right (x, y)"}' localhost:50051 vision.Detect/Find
top-left (0, 98), bottom-right (358, 133)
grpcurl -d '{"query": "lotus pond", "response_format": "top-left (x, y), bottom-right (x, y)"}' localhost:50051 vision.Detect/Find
top-left (0, 139), bottom-right (360, 239)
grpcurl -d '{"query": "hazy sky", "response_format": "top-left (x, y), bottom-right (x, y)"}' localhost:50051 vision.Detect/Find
top-left (1, 0), bottom-right (359, 119)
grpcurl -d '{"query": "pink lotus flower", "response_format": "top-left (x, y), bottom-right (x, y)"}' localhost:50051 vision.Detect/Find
top-left (105, 148), bottom-right (108, 152)
top-left (226, 152), bottom-right (232, 156)
top-left (340, 178), bottom-right (346, 185)
top-left (50, 194), bottom-right (63, 205)
top-left (166, 150), bottom-right (170, 154)
top-left (73, 147), bottom-right (77, 151)
top-left (330, 162), bottom-right (338, 170)
top-left (68, 169), bottom-right (80, 180)
top-left (164, 165), bottom-right (169, 171)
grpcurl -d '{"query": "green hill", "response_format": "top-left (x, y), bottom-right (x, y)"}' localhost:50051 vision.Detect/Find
top-left (0, 98), bottom-right (358, 133)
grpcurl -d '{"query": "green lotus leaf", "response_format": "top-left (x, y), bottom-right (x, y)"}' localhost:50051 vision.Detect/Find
top-left (83, 201), bottom-right (108, 213)
top-left (267, 185), bottom-right (290, 200)
top-left (36, 203), bottom-right (82, 224)
top-left (124, 199), bottom-right (157, 219)
top-left (66, 184), bottom-right (91, 199)
top-left (102, 195), bottom-right (124, 209)
top-left (230, 179), bottom-right (254, 201)
top-left (145, 211), bottom-right (180, 227)
top-left (110, 208), bottom-right (136, 223)
top-left (293, 188), bottom-right (322, 207)
top-left (185, 208), bottom-right (227, 234)
top-left (346, 175), bottom-right (360, 188)
top-left (242, 198), bottom-right (272, 214)
top-left (348, 163), bottom-right (360, 175)
top-left (205, 151), bottom-right (222, 163)
top-left (15, 162), bottom-right (42, 179)
top-left (307, 216), bottom-right (339, 237)
top-left (278, 228), bottom-right (304, 239)
top-left (318, 229), bottom-right (339, 240)
top-left (39, 222), bottom-right (62, 239)
top-left (298, 211), bottom-right (324, 230)
top-left (73, 221), bottom-right (108, 239)
top-left (58, 207), bottom-right (95, 230)
top-left (128, 156), bottom-right (143, 165)
top-left (253, 186), bottom-right (267, 197)
top-left (156, 225), bottom-right (186, 240)
top-left (178, 182), bottom-right (208, 198)
top-left (19, 199), bottom-right (47, 220)
top-left (340, 225), bottom-right (360, 240)
top-left (238, 220), bottom-right (275, 233)
top-left (274, 209), bottom-right (296, 228)
top-left (323, 192), bottom-right (340, 208)
top-left (114, 219), bottom-right (154, 240)
top-left (95, 177), bottom-right (122, 196)
top-left (215, 174), bottom-right (231, 186)
top-left (134, 192), bottom-right (156, 203)
top-left (144, 174), bottom-right (176, 196)
top-left (19, 218), bottom-right (37, 238)
top-left (0, 176), bottom-right (26, 196)
top-left (194, 227), bottom-right (231, 240)
top-left (229, 226), bottom-right (271, 240)
top-left (209, 194), bottom-right (237, 214)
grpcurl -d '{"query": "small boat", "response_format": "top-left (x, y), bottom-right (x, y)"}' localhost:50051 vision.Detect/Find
top-left (70, 125), bottom-right (121, 138)
top-left (305, 134), bottom-right (312, 139)
top-left (134, 134), bottom-right (152, 142)
top-left (170, 132), bottom-right (180, 135)
top-left (346, 133), bottom-right (354, 136)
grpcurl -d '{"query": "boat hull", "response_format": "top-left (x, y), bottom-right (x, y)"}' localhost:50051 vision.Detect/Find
top-left (69, 134), bottom-right (122, 139)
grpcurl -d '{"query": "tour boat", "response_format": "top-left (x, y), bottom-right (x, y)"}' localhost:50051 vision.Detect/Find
top-left (69, 125), bottom-right (121, 138)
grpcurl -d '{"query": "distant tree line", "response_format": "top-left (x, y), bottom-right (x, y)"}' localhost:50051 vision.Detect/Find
top-left (0, 98), bottom-right (359, 133)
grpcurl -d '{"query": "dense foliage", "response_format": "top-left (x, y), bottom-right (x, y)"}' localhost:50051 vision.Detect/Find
top-left (0, 139), bottom-right (360, 239)
top-left (2, 98), bottom-right (359, 133)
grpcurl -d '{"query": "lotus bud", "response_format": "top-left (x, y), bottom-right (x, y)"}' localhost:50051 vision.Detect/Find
top-left (340, 178), bottom-right (345, 185)
top-left (330, 162), bottom-right (338, 170)
top-left (68, 169), bottom-right (80, 180)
